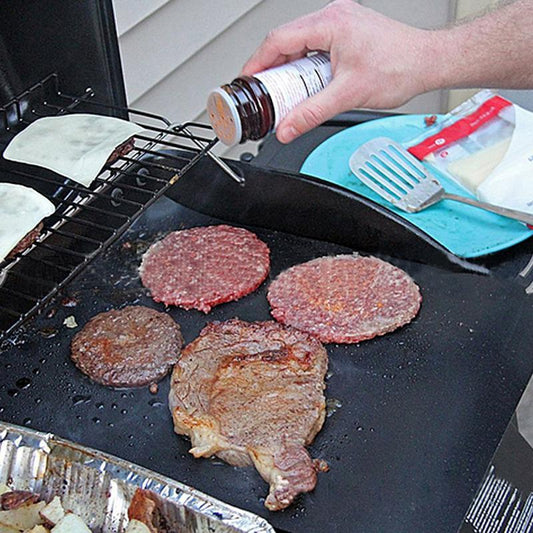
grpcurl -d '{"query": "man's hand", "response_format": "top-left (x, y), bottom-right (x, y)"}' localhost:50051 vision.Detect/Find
top-left (241, 0), bottom-right (436, 143)
top-left (241, 0), bottom-right (533, 144)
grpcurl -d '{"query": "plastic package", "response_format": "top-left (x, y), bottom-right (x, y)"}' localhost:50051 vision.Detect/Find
top-left (407, 90), bottom-right (533, 214)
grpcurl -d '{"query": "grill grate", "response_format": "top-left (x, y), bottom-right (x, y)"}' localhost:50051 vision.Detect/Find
top-left (0, 73), bottom-right (234, 341)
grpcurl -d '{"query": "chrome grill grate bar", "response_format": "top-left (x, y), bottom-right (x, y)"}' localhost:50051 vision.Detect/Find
top-left (0, 73), bottom-right (228, 340)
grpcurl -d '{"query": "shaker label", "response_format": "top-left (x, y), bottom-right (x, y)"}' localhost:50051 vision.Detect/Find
top-left (254, 53), bottom-right (332, 128)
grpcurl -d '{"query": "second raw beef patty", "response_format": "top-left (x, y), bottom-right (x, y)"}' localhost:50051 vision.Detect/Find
top-left (139, 225), bottom-right (270, 313)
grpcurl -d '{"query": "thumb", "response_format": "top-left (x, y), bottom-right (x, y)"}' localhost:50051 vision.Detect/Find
top-left (275, 79), bottom-right (349, 143)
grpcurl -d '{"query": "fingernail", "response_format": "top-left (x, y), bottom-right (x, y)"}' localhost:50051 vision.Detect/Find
top-left (278, 126), bottom-right (297, 144)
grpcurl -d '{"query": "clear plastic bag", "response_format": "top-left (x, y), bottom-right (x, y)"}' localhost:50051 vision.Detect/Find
top-left (407, 90), bottom-right (533, 214)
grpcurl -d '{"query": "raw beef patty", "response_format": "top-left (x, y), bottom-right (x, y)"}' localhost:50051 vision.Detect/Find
top-left (139, 225), bottom-right (270, 313)
top-left (267, 254), bottom-right (422, 344)
top-left (168, 319), bottom-right (328, 511)
top-left (71, 306), bottom-right (183, 387)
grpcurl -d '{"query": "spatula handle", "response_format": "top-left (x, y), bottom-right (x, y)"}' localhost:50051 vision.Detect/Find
top-left (442, 193), bottom-right (533, 226)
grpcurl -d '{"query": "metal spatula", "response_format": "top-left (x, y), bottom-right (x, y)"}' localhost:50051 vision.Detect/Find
top-left (349, 137), bottom-right (533, 225)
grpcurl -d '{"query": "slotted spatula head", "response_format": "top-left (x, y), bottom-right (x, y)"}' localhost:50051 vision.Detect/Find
top-left (349, 137), bottom-right (444, 213)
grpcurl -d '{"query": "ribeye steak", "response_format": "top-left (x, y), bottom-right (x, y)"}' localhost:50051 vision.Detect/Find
top-left (168, 319), bottom-right (328, 510)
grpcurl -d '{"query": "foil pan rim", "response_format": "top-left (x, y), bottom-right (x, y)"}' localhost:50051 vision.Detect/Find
top-left (0, 421), bottom-right (275, 533)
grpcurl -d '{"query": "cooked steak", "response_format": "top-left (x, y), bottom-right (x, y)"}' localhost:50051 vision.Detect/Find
top-left (168, 319), bottom-right (328, 511)
top-left (139, 225), bottom-right (270, 313)
top-left (105, 137), bottom-right (135, 166)
top-left (128, 489), bottom-right (169, 533)
top-left (0, 491), bottom-right (40, 510)
top-left (267, 254), bottom-right (422, 344)
top-left (71, 306), bottom-right (183, 387)
top-left (7, 223), bottom-right (43, 258)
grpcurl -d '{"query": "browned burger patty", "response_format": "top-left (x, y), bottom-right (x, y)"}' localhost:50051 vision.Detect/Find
top-left (71, 306), bottom-right (183, 387)
top-left (267, 254), bottom-right (422, 344)
top-left (139, 225), bottom-right (270, 313)
top-left (169, 318), bottom-right (328, 511)
top-left (105, 137), bottom-right (135, 166)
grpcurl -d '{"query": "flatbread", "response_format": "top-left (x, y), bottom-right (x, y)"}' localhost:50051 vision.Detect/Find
top-left (3, 114), bottom-right (144, 187)
top-left (0, 183), bottom-right (55, 262)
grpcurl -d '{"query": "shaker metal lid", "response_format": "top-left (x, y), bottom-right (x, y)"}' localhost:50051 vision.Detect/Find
top-left (207, 88), bottom-right (242, 146)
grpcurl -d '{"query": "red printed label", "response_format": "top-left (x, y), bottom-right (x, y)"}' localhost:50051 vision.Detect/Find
top-left (408, 95), bottom-right (512, 160)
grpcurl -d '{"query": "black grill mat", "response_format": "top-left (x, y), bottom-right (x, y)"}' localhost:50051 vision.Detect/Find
top-left (1, 192), bottom-right (532, 533)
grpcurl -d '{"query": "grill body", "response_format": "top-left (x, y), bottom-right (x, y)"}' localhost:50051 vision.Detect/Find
top-left (0, 4), bottom-right (532, 533)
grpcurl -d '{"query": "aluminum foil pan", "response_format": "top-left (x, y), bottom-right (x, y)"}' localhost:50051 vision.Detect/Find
top-left (0, 421), bottom-right (274, 533)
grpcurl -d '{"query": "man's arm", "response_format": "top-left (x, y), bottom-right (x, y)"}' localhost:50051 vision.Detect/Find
top-left (241, 0), bottom-right (533, 143)
top-left (438, 0), bottom-right (533, 90)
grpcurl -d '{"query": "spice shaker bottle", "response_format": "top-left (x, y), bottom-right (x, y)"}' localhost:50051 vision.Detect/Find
top-left (207, 52), bottom-right (332, 146)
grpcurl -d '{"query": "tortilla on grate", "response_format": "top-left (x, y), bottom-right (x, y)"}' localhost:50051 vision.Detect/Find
top-left (3, 114), bottom-right (143, 187)
top-left (0, 183), bottom-right (55, 262)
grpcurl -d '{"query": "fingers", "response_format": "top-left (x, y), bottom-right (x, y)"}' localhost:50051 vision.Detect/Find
top-left (241, 11), bottom-right (333, 76)
top-left (242, 52), bottom-right (305, 77)
top-left (275, 78), bottom-right (350, 143)
top-left (241, 38), bottom-right (307, 77)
